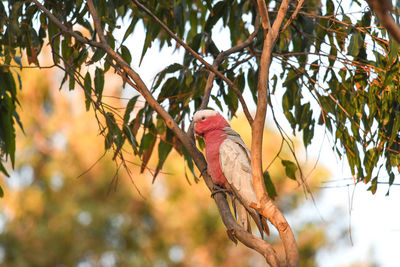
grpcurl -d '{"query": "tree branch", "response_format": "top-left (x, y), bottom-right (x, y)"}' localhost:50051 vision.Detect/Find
top-left (0, 64), bottom-right (56, 69)
top-left (131, 0), bottom-right (253, 125)
top-left (366, 0), bottom-right (400, 44)
top-left (257, 0), bottom-right (271, 31)
top-left (213, 192), bottom-right (281, 266)
top-left (252, 1), bottom-right (299, 266)
top-left (271, 0), bottom-right (291, 40)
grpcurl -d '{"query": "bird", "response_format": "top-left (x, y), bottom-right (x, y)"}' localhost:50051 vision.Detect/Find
top-left (193, 109), bottom-right (269, 237)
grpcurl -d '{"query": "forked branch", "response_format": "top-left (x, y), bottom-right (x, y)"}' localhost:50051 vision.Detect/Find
top-left (251, 0), bottom-right (299, 266)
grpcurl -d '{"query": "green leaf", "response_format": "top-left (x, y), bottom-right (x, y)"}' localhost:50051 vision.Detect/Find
top-left (389, 152), bottom-right (400, 166)
top-left (368, 177), bottom-right (378, 194)
top-left (173, 3), bottom-right (184, 34)
top-left (271, 74), bottom-right (278, 94)
top-left (237, 72), bottom-right (245, 93)
top-left (155, 117), bottom-right (166, 135)
top-left (0, 161), bottom-right (9, 177)
top-left (303, 125), bottom-right (314, 147)
top-left (141, 133), bottom-right (156, 151)
top-left (14, 71), bottom-right (22, 90)
top-left (12, 111), bottom-right (24, 134)
top-left (389, 172), bottom-right (395, 186)
top-left (0, 92), bottom-right (16, 168)
top-left (74, 48), bottom-right (89, 68)
top-left (211, 95), bottom-right (223, 111)
top-left (122, 18), bottom-right (138, 43)
top-left (68, 73), bottom-right (75, 90)
top-left (123, 125), bottom-right (138, 155)
top-left (389, 116), bottom-right (400, 147)
top-left (120, 45), bottom-right (132, 64)
top-left (139, 21), bottom-right (160, 66)
top-left (104, 113), bottom-right (123, 149)
top-left (348, 32), bottom-right (362, 57)
top-left (204, 1), bottom-right (226, 32)
top-left (281, 160), bottom-right (297, 180)
top-left (158, 139), bottom-right (173, 167)
top-left (94, 68), bottom-right (104, 101)
top-left (196, 136), bottom-right (205, 151)
top-left (225, 87), bottom-right (238, 114)
top-left (0, 185), bottom-right (3, 198)
top-left (157, 77), bottom-right (178, 101)
top-left (90, 48), bottom-right (106, 63)
top-left (388, 39), bottom-right (399, 63)
top-left (1, 68), bottom-right (17, 99)
top-left (83, 72), bottom-right (92, 111)
top-left (123, 95), bottom-right (139, 124)
top-left (184, 33), bottom-right (203, 65)
top-left (263, 171), bottom-right (277, 199)
top-left (182, 146), bottom-right (198, 183)
top-left (363, 148), bottom-right (379, 182)
top-left (153, 63), bottom-right (183, 91)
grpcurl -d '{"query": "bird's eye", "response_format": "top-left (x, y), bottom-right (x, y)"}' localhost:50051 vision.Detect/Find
top-left (201, 116), bottom-right (206, 121)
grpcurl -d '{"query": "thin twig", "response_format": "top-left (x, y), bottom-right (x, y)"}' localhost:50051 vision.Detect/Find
top-left (0, 64), bottom-right (56, 69)
top-left (271, 0), bottom-right (291, 40)
top-left (76, 151), bottom-right (107, 178)
top-left (257, 0), bottom-right (271, 31)
top-left (281, 0), bottom-right (305, 33)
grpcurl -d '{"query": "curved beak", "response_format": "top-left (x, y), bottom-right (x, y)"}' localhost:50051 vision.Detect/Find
top-left (193, 122), bottom-right (204, 137)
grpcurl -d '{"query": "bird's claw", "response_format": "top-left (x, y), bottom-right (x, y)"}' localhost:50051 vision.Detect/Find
top-left (211, 186), bottom-right (229, 198)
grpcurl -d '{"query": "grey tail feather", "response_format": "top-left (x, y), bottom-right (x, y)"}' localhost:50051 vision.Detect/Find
top-left (228, 186), bottom-right (268, 237)
top-left (236, 200), bottom-right (251, 232)
top-left (246, 213), bottom-right (251, 232)
top-left (249, 209), bottom-right (265, 238)
top-left (247, 207), bottom-right (270, 238)
top-left (232, 199), bottom-right (270, 238)
top-left (232, 197), bottom-right (237, 219)
top-left (227, 185), bottom-right (269, 237)
top-left (261, 215), bottom-right (270, 237)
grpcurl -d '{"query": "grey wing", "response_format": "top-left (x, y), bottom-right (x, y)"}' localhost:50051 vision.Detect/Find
top-left (220, 137), bottom-right (268, 236)
top-left (223, 127), bottom-right (252, 157)
top-left (219, 138), bottom-right (257, 206)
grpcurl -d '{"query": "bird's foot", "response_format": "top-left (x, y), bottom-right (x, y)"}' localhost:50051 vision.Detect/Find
top-left (211, 185), bottom-right (229, 198)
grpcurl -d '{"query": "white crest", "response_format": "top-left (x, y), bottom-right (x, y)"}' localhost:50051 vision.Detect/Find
top-left (193, 109), bottom-right (219, 122)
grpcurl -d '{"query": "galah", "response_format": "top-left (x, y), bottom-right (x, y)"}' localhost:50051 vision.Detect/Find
top-left (193, 110), bottom-right (269, 236)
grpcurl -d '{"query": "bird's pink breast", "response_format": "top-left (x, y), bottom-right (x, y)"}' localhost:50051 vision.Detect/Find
top-left (204, 130), bottom-right (228, 188)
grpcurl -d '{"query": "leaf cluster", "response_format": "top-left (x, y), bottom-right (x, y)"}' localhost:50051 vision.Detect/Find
top-left (0, 0), bottom-right (400, 196)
